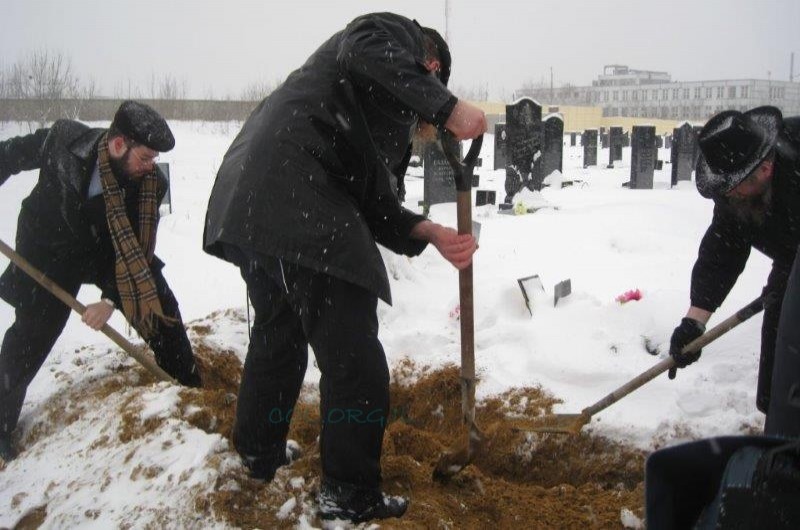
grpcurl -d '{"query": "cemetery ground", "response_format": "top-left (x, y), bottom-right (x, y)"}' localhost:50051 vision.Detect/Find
top-left (0, 121), bottom-right (768, 528)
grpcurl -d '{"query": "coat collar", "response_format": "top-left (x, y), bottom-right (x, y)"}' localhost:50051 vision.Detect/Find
top-left (67, 128), bottom-right (106, 195)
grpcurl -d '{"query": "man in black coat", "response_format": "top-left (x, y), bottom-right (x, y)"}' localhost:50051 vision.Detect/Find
top-left (667, 106), bottom-right (800, 421)
top-left (0, 101), bottom-right (202, 463)
top-left (204, 12), bottom-right (485, 523)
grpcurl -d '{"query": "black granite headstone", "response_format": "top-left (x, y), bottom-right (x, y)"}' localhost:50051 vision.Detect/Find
top-left (570, 132), bottom-right (577, 147)
top-left (670, 123), bottom-right (698, 185)
top-left (504, 98), bottom-right (542, 202)
top-left (494, 123), bottom-right (507, 171)
top-left (629, 126), bottom-right (656, 189)
top-left (623, 131), bottom-right (630, 148)
top-left (601, 132), bottom-right (609, 149)
top-left (583, 129), bottom-right (598, 168)
top-left (423, 141), bottom-right (462, 207)
top-left (608, 126), bottom-right (623, 168)
top-left (542, 115), bottom-right (564, 179)
top-left (476, 190), bottom-right (496, 206)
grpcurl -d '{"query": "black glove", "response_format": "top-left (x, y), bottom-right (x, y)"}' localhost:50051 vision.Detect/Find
top-left (667, 317), bottom-right (706, 379)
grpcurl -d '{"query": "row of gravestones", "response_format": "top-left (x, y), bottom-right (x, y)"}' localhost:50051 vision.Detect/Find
top-left (420, 98), bottom-right (704, 208)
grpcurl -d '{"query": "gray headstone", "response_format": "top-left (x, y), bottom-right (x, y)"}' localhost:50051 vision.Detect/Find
top-left (423, 141), bottom-right (462, 207)
top-left (542, 115), bottom-right (564, 179)
top-left (608, 126), bottom-right (624, 167)
top-left (494, 123), bottom-right (507, 171)
top-left (570, 132), bottom-right (577, 146)
top-left (665, 134), bottom-right (673, 150)
top-left (476, 190), bottom-right (496, 206)
top-left (623, 131), bottom-right (630, 148)
top-left (629, 125), bottom-right (657, 189)
top-left (601, 132), bottom-right (609, 149)
top-left (504, 98), bottom-right (543, 202)
top-left (670, 123), bottom-right (698, 185)
top-left (583, 129), bottom-right (598, 168)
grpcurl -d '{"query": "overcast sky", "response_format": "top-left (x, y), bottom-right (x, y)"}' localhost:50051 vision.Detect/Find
top-left (2, 0), bottom-right (798, 100)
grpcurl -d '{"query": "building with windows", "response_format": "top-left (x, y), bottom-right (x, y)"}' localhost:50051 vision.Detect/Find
top-left (515, 65), bottom-right (800, 121)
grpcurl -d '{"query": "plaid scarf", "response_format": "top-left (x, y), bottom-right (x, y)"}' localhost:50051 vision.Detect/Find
top-left (97, 132), bottom-right (173, 339)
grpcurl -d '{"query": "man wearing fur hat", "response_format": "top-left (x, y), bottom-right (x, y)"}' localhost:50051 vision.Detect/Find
top-left (667, 106), bottom-right (800, 420)
top-left (0, 101), bottom-right (202, 462)
top-left (204, 12), bottom-right (485, 523)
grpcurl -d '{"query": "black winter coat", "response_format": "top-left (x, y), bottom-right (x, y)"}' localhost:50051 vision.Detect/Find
top-left (691, 117), bottom-right (800, 311)
top-left (0, 120), bottom-right (168, 309)
top-left (203, 12), bottom-right (457, 304)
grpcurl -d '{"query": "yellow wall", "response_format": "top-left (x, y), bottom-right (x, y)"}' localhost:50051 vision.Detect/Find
top-left (471, 101), bottom-right (704, 135)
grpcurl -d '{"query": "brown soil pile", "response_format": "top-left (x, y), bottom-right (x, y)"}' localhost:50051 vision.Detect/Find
top-left (189, 352), bottom-right (646, 529)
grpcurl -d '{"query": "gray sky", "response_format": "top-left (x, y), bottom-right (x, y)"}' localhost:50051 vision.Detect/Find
top-left (2, 0), bottom-right (798, 100)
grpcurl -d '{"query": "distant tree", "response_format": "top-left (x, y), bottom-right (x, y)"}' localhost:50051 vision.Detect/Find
top-left (239, 78), bottom-right (282, 101)
top-left (451, 82), bottom-right (489, 102)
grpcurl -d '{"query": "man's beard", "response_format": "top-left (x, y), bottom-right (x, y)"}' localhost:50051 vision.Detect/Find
top-left (413, 121), bottom-right (439, 147)
top-left (108, 149), bottom-right (136, 183)
top-left (728, 184), bottom-right (773, 226)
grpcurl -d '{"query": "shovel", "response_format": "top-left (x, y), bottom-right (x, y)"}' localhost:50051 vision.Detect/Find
top-left (432, 132), bottom-right (484, 481)
top-left (0, 237), bottom-right (175, 384)
top-left (528, 296), bottom-right (764, 435)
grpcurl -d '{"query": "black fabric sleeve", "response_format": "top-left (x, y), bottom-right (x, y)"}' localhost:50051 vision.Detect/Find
top-left (690, 203), bottom-right (752, 311)
top-left (0, 128), bottom-right (49, 186)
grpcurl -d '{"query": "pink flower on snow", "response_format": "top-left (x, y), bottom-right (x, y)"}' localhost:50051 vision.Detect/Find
top-left (616, 289), bottom-right (642, 304)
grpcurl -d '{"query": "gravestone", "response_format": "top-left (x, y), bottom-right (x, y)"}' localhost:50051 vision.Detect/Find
top-left (665, 134), bottom-right (673, 149)
top-left (476, 190), bottom-right (496, 206)
top-left (494, 123), bottom-right (507, 170)
top-left (583, 129), bottom-right (598, 168)
top-left (570, 132), bottom-right (577, 146)
top-left (601, 132), bottom-right (609, 149)
top-left (623, 131), bottom-right (630, 147)
top-left (629, 126), bottom-right (656, 189)
top-left (656, 135), bottom-right (664, 148)
top-left (608, 126), bottom-right (623, 168)
top-left (504, 98), bottom-right (542, 202)
top-left (422, 141), bottom-right (462, 208)
top-left (670, 122), bottom-right (698, 185)
top-left (542, 114), bottom-right (564, 179)
top-left (156, 162), bottom-right (172, 215)
top-left (692, 125), bottom-right (703, 166)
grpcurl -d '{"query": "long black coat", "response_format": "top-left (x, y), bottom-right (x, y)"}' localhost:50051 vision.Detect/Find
top-left (0, 120), bottom-right (168, 309)
top-left (203, 12), bottom-right (457, 304)
top-left (691, 117), bottom-right (800, 311)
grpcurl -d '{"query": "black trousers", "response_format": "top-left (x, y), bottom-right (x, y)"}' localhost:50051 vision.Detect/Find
top-left (757, 261), bottom-right (792, 413)
top-left (233, 254), bottom-right (389, 489)
top-left (0, 265), bottom-right (200, 437)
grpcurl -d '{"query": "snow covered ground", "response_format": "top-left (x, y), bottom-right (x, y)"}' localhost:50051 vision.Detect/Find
top-left (0, 120), bottom-right (770, 527)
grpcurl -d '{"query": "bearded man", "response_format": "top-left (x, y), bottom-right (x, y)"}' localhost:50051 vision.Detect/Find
top-left (666, 106), bottom-right (800, 427)
top-left (0, 101), bottom-right (202, 462)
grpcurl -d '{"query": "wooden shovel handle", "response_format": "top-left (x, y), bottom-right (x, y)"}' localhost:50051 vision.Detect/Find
top-left (583, 297), bottom-right (764, 417)
top-left (0, 238), bottom-right (175, 384)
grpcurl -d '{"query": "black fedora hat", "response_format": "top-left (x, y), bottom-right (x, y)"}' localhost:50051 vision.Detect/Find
top-left (696, 106), bottom-right (782, 198)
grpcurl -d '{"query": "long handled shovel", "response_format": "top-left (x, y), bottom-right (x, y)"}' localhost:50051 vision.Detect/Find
top-left (528, 296), bottom-right (764, 435)
top-left (432, 132), bottom-right (484, 481)
top-left (0, 237), bottom-right (175, 383)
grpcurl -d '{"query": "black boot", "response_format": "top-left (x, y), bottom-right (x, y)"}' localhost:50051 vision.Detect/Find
top-left (317, 477), bottom-right (408, 523)
top-left (0, 436), bottom-right (17, 462)
top-left (241, 439), bottom-right (302, 481)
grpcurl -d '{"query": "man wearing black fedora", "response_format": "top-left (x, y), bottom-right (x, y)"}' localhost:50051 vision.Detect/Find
top-left (0, 100), bottom-right (202, 462)
top-left (667, 105), bottom-right (800, 420)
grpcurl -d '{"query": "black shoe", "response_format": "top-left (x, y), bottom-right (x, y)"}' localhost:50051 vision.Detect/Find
top-left (317, 478), bottom-right (408, 523)
top-left (242, 439), bottom-right (302, 481)
top-left (0, 437), bottom-right (17, 462)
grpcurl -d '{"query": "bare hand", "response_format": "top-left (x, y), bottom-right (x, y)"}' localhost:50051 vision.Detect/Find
top-left (411, 221), bottom-right (477, 269)
top-left (444, 100), bottom-right (487, 141)
top-left (82, 301), bottom-right (114, 330)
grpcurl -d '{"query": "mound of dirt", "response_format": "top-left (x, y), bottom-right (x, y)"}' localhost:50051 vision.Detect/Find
top-left (185, 351), bottom-right (646, 529)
